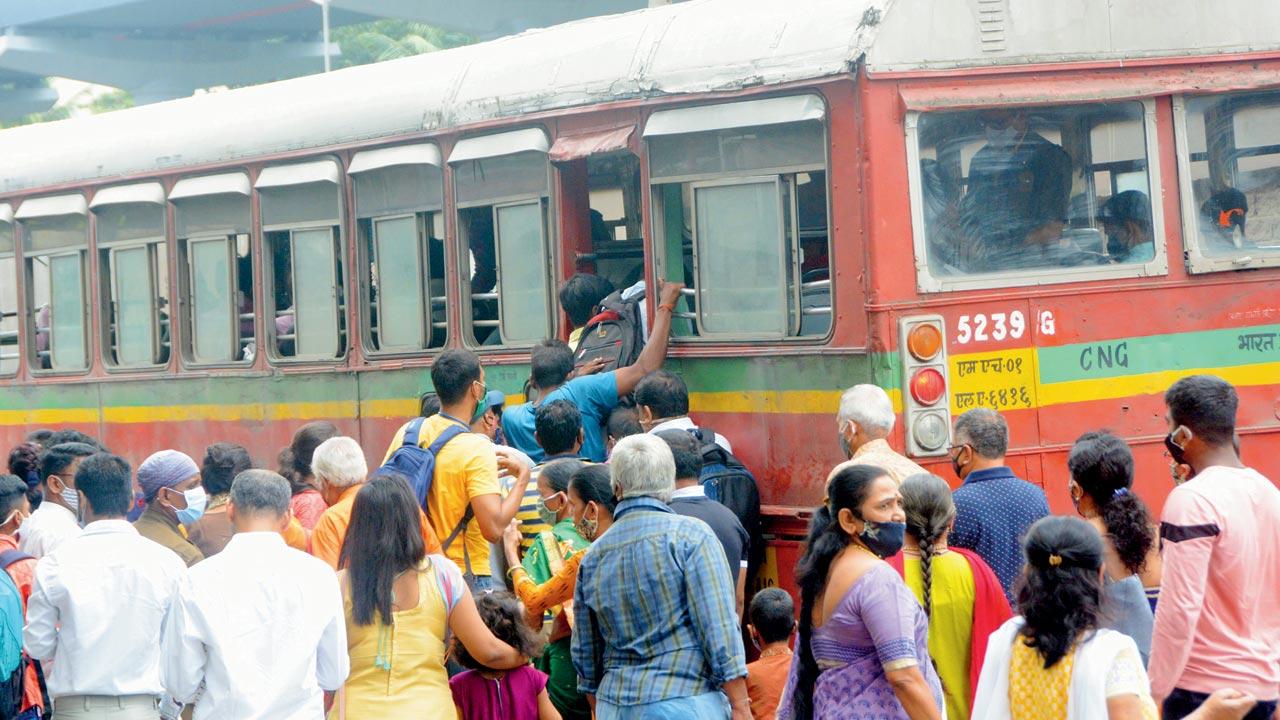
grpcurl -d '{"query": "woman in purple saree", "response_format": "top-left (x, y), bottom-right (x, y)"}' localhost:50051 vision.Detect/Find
top-left (779, 464), bottom-right (944, 720)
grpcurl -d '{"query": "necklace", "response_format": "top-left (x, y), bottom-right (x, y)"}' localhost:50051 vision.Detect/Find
top-left (759, 646), bottom-right (792, 659)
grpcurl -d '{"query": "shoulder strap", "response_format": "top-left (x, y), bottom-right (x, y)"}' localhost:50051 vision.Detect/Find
top-left (403, 417), bottom-right (426, 448)
top-left (427, 423), bottom-right (467, 455)
top-left (0, 550), bottom-right (31, 571)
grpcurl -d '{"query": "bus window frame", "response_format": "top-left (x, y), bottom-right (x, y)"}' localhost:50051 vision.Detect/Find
top-left (643, 93), bottom-right (835, 345)
top-left (350, 143), bottom-right (448, 358)
top-left (256, 158), bottom-right (348, 366)
top-left (904, 97), bottom-right (1170, 294)
top-left (0, 210), bottom-right (16, 378)
top-left (491, 197), bottom-right (554, 346)
top-left (449, 130), bottom-right (557, 351)
top-left (171, 175), bottom-right (255, 370)
top-left (100, 236), bottom-right (167, 371)
top-left (1173, 91), bottom-right (1280, 274)
top-left (19, 200), bottom-right (91, 377)
top-left (687, 174), bottom-right (791, 340)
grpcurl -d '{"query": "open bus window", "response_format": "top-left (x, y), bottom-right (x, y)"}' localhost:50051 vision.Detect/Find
top-left (19, 205), bottom-right (89, 373)
top-left (913, 102), bottom-right (1159, 285)
top-left (586, 153), bottom-right (645, 290)
top-left (93, 192), bottom-right (170, 369)
top-left (351, 147), bottom-right (447, 354)
top-left (0, 214), bottom-right (16, 376)
top-left (257, 161), bottom-right (346, 361)
top-left (173, 178), bottom-right (254, 365)
top-left (1180, 90), bottom-right (1280, 271)
top-left (646, 95), bottom-right (832, 340)
top-left (450, 131), bottom-right (554, 347)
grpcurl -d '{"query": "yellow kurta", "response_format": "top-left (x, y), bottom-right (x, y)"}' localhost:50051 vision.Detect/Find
top-left (336, 559), bottom-right (458, 719)
top-left (904, 552), bottom-right (975, 720)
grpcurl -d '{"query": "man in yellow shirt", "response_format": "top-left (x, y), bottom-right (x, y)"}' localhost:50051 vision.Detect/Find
top-left (383, 349), bottom-right (531, 590)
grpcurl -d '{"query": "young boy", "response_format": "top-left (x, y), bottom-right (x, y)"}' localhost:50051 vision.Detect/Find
top-left (745, 588), bottom-right (795, 720)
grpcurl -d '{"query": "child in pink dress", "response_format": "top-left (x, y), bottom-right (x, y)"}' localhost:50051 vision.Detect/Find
top-left (449, 592), bottom-right (560, 720)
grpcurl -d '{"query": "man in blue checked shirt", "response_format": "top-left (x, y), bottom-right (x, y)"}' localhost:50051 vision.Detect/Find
top-left (572, 434), bottom-right (751, 720)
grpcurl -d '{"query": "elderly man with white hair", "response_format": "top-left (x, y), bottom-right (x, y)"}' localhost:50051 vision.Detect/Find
top-left (308, 436), bottom-right (441, 568)
top-left (834, 383), bottom-right (927, 484)
top-left (571, 434), bottom-right (751, 720)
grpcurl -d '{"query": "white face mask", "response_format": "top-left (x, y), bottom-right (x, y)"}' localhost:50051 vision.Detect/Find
top-left (1, 509), bottom-right (27, 531)
top-left (984, 125), bottom-right (1019, 147)
top-left (56, 479), bottom-right (80, 513)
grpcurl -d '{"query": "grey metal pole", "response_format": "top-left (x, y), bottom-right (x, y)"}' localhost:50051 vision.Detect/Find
top-left (322, 0), bottom-right (332, 73)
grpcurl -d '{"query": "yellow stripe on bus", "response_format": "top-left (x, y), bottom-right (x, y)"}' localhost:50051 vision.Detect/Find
top-left (1036, 359), bottom-right (1280, 407)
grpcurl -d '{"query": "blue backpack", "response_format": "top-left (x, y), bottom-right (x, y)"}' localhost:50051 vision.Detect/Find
top-left (375, 417), bottom-right (471, 550)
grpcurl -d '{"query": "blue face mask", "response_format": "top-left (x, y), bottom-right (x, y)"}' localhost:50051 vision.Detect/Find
top-left (173, 487), bottom-right (207, 526)
top-left (859, 519), bottom-right (907, 558)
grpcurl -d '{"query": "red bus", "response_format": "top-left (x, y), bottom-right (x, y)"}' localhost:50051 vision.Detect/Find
top-left (1, 1), bottom-right (1277, 594)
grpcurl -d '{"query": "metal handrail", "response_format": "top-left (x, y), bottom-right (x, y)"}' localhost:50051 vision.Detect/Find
top-left (801, 306), bottom-right (832, 316)
top-left (472, 292), bottom-right (498, 301)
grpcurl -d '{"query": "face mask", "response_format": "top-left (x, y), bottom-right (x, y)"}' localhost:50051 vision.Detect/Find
top-left (58, 480), bottom-right (80, 514)
top-left (173, 487), bottom-right (208, 526)
top-left (536, 497), bottom-right (559, 526)
top-left (576, 507), bottom-right (598, 541)
top-left (984, 125), bottom-right (1019, 147)
top-left (859, 519), bottom-right (907, 558)
top-left (838, 423), bottom-right (854, 458)
top-left (1, 509), bottom-right (26, 531)
top-left (950, 447), bottom-right (968, 480)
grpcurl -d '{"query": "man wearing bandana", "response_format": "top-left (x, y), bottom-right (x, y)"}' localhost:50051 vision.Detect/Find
top-left (1149, 375), bottom-right (1280, 720)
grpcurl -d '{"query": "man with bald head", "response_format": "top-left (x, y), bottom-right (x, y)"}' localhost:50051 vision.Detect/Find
top-left (162, 470), bottom-right (348, 719)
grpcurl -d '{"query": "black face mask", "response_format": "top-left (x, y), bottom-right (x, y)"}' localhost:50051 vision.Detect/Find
top-left (1163, 432), bottom-right (1187, 465)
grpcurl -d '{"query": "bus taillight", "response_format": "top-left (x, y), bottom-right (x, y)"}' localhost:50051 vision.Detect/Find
top-left (900, 315), bottom-right (950, 456)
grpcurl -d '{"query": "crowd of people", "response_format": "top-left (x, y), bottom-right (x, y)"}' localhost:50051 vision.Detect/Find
top-left (0, 276), bottom-right (1276, 720)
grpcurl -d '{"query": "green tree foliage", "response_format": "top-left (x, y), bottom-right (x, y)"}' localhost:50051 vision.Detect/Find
top-left (333, 19), bottom-right (473, 68)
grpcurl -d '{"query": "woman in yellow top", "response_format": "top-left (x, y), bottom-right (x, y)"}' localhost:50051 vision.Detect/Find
top-left (503, 464), bottom-right (618, 720)
top-left (896, 474), bottom-right (1011, 720)
top-left (335, 474), bottom-right (527, 720)
top-left (972, 516), bottom-right (1158, 720)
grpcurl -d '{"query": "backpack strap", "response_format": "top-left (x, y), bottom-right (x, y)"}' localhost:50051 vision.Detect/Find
top-left (402, 417), bottom-right (426, 449)
top-left (0, 550), bottom-right (31, 571)
top-left (427, 423), bottom-right (466, 456)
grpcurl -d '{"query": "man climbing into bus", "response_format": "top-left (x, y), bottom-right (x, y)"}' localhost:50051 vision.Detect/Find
top-left (959, 109), bottom-right (1072, 272)
top-left (503, 281), bottom-right (684, 463)
top-left (558, 272), bottom-right (616, 352)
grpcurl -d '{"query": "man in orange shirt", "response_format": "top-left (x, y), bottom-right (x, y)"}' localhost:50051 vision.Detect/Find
top-left (745, 588), bottom-right (795, 720)
top-left (0, 474), bottom-right (44, 717)
top-left (309, 437), bottom-right (439, 569)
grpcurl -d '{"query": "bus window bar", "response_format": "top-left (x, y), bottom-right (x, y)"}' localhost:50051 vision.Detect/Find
top-left (672, 311), bottom-right (697, 320)
top-left (473, 320), bottom-right (499, 328)
top-left (801, 306), bottom-right (832, 316)
top-left (0, 330), bottom-right (16, 341)
top-left (432, 321), bottom-right (448, 329)
top-left (680, 288), bottom-right (696, 297)
top-left (0, 311), bottom-right (16, 319)
top-left (239, 313), bottom-right (255, 321)
top-left (472, 292), bottom-right (498, 301)
top-left (431, 296), bottom-right (446, 306)
top-left (801, 279), bottom-right (830, 290)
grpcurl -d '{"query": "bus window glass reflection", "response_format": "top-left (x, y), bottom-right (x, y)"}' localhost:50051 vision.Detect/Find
top-left (0, 219), bottom-right (16, 376)
top-left (21, 209), bottom-right (89, 373)
top-left (646, 96), bottom-right (833, 340)
top-left (916, 102), bottom-right (1155, 276)
top-left (1183, 91), bottom-right (1280, 262)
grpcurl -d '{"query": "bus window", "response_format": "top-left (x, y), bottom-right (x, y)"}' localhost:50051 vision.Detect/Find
top-left (350, 144), bottom-right (447, 354)
top-left (172, 174), bottom-right (254, 365)
top-left (17, 195), bottom-right (89, 373)
top-left (645, 95), bottom-right (832, 340)
top-left (911, 101), bottom-right (1162, 288)
top-left (92, 184), bottom-right (170, 369)
top-left (0, 208), bottom-right (16, 376)
top-left (256, 160), bottom-right (346, 361)
top-left (586, 153), bottom-right (644, 289)
top-left (450, 129), bottom-right (553, 347)
top-left (1179, 90), bottom-right (1280, 272)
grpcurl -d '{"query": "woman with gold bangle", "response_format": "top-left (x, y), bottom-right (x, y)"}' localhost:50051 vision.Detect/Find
top-left (503, 464), bottom-right (617, 720)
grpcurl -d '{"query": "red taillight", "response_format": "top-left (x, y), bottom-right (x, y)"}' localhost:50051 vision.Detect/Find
top-left (909, 367), bottom-right (946, 406)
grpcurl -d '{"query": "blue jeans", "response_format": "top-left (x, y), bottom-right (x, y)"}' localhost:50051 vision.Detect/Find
top-left (596, 692), bottom-right (729, 720)
top-left (468, 573), bottom-right (498, 593)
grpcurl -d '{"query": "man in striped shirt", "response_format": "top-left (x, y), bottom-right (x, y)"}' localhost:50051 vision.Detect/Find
top-left (572, 434), bottom-right (750, 719)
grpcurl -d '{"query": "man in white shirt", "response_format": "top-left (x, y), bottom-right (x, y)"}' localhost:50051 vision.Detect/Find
top-left (635, 370), bottom-right (733, 453)
top-left (25, 452), bottom-right (188, 719)
top-left (19, 442), bottom-right (96, 558)
top-left (162, 469), bottom-right (349, 720)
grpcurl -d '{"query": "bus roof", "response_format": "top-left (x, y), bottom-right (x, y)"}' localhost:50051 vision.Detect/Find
top-left (1, 0), bottom-right (1277, 195)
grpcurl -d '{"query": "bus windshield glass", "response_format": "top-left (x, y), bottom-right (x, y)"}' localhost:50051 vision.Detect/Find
top-left (915, 102), bottom-right (1156, 279)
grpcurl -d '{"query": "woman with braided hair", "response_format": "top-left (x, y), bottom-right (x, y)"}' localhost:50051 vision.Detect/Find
top-left (888, 473), bottom-right (1010, 720)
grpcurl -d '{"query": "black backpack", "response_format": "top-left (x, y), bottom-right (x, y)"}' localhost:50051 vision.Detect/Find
top-left (573, 288), bottom-right (644, 374)
top-left (688, 427), bottom-right (764, 580)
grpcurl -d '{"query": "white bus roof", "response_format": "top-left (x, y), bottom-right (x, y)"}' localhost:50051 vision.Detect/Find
top-left (2, 0), bottom-right (1277, 194)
